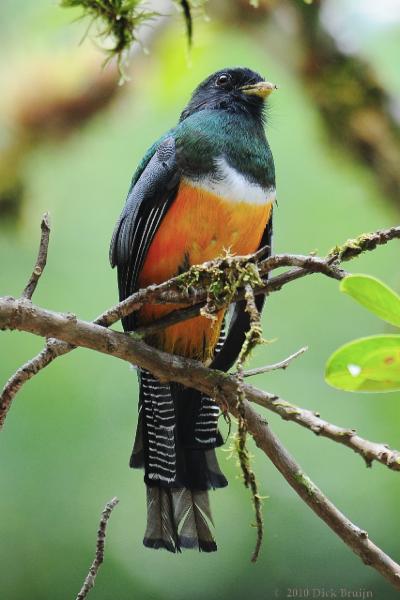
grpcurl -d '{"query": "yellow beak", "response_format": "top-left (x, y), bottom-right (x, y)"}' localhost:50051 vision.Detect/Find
top-left (240, 81), bottom-right (278, 99)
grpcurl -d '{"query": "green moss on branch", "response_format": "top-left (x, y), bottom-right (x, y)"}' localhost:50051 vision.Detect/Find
top-left (60, 0), bottom-right (202, 78)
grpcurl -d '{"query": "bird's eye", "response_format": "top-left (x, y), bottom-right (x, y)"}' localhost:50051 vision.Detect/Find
top-left (216, 73), bottom-right (231, 87)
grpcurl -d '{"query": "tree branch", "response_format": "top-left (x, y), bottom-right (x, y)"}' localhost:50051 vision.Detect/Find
top-left (2, 295), bottom-right (400, 475)
top-left (21, 212), bottom-right (51, 300)
top-left (328, 226), bottom-right (400, 262)
top-left (126, 226), bottom-right (400, 336)
top-left (240, 345), bottom-right (308, 377)
top-left (237, 400), bottom-right (400, 590)
top-left (2, 296), bottom-right (400, 587)
top-left (76, 497), bottom-right (119, 600)
top-left (0, 261), bottom-right (314, 428)
top-left (246, 385), bottom-right (400, 471)
top-left (0, 339), bottom-right (71, 429)
top-left (1, 224), bottom-right (399, 433)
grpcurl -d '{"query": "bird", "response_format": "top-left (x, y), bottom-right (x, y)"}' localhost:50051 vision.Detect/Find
top-left (110, 67), bottom-right (276, 554)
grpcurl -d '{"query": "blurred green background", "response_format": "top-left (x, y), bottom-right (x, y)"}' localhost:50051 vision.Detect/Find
top-left (1, 1), bottom-right (400, 599)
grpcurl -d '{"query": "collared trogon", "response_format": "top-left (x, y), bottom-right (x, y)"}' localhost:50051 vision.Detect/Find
top-left (110, 67), bottom-right (276, 553)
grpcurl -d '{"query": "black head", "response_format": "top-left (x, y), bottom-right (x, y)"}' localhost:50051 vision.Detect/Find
top-left (180, 67), bottom-right (277, 123)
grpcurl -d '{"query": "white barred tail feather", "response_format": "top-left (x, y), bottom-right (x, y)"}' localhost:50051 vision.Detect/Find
top-left (131, 369), bottom-right (227, 552)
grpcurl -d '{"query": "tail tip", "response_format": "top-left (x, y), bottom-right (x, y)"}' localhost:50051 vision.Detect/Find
top-left (179, 536), bottom-right (217, 553)
top-left (143, 536), bottom-right (217, 554)
top-left (143, 537), bottom-right (177, 554)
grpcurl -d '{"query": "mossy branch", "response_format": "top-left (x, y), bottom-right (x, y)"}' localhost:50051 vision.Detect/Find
top-left (60, 0), bottom-right (202, 79)
top-left (328, 227), bottom-right (400, 262)
top-left (176, 248), bottom-right (267, 320)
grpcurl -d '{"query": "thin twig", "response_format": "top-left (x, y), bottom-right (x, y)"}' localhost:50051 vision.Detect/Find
top-left (76, 497), bottom-right (119, 600)
top-left (241, 346), bottom-right (308, 377)
top-left (248, 388), bottom-right (400, 470)
top-left (0, 339), bottom-right (70, 429)
top-left (22, 212), bottom-right (51, 300)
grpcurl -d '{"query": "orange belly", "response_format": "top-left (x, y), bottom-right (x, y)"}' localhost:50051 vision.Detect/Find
top-left (138, 180), bottom-right (272, 360)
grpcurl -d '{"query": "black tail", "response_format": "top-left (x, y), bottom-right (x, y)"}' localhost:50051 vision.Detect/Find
top-left (130, 369), bottom-right (227, 553)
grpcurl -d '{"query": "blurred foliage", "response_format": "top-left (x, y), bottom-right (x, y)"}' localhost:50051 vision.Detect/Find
top-left (297, 1), bottom-right (400, 212)
top-left (0, 47), bottom-right (120, 220)
top-left (1, 1), bottom-right (400, 599)
top-left (326, 275), bottom-right (400, 392)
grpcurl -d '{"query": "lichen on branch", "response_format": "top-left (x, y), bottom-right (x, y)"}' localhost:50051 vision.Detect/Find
top-left (328, 226), bottom-right (400, 262)
top-left (176, 249), bottom-right (265, 321)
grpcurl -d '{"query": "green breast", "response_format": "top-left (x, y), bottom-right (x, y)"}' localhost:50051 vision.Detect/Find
top-left (174, 109), bottom-right (275, 190)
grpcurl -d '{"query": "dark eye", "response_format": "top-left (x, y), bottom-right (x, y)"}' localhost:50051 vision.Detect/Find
top-left (216, 73), bottom-right (231, 87)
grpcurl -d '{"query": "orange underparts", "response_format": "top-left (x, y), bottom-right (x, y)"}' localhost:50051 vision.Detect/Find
top-left (138, 180), bottom-right (273, 361)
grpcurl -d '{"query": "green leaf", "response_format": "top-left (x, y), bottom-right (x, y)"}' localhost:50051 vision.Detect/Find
top-left (325, 334), bottom-right (400, 392)
top-left (340, 274), bottom-right (400, 328)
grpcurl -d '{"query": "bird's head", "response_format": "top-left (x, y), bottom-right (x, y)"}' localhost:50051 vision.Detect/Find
top-left (180, 67), bottom-right (277, 123)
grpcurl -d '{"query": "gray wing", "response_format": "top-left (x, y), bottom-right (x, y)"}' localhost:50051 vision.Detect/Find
top-left (110, 136), bottom-right (180, 331)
